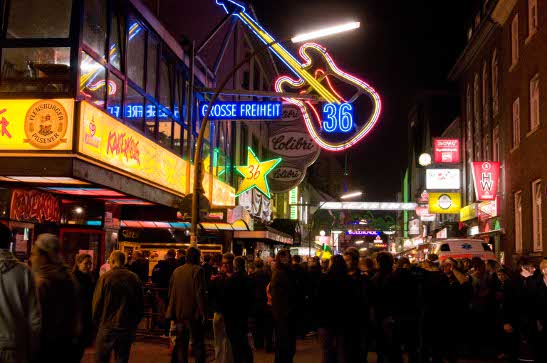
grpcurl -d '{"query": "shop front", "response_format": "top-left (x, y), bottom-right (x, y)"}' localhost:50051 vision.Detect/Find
top-left (460, 199), bottom-right (504, 260)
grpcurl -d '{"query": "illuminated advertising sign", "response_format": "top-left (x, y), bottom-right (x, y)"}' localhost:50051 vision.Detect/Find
top-left (199, 101), bottom-right (282, 120)
top-left (78, 102), bottom-right (235, 205)
top-left (421, 214), bottom-right (436, 222)
top-left (107, 104), bottom-right (180, 120)
top-left (289, 187), bottom-right (298, 204)
top-left (478, 199), bottom-right (498, 221)
top-left (322, 103), bottom-right (354, 133)
top-left (426, 169), bottom-right (461, 190)
top-left (409, 219), bottom-right (420, 235)
top-left (429, 193), bottom-right (461, 214)
top-left (471, 162), bottom-right (501, 201)
top-left (235, 147), bottom-right (281, 198)
top-left (346, 230), bottom-right (379, 236)
top-left (434, 139), bottom-right (460, 163)
top-left (0, 99), bottom-right (74, 151)
top-left (460, 203), bottom-right (478, 222)
top-left (321, 202), bottom-right (417, 211)
top-left (415, 205), bottom-right (429, 216)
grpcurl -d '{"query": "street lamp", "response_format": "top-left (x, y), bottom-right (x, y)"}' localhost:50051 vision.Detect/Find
top-left (190, 22), bottom-right (360, 246)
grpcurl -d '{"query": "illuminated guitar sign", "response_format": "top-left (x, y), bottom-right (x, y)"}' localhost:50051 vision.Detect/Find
top-left (216, 0), bottom-right (382, 151)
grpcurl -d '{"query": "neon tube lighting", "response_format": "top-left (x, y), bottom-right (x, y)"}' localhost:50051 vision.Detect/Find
top-left (291, 22), bottom-right (360, 43)
top-left (340, 191), bottom-right (363, 199)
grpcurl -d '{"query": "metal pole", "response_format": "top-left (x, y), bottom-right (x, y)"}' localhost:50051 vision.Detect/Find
top-left (190, 38), bottom-right (288, 247)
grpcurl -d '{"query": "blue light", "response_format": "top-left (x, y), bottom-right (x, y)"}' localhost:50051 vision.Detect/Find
top-left (321, 103), bottom-right (354, 133)
top-left (86, 220), bottom-right (102, 226)
top-left (199, 101), bottom-right (282, 120)
top-left (107, 105), bottom-right (180, 120)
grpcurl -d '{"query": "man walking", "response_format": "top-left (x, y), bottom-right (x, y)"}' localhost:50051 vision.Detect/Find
top-left (167, 246), bottom-right (207, 363)
top-left (0, 224), bottom-right (41, 362)
top-left (93, 250), bottom-right (144, 363)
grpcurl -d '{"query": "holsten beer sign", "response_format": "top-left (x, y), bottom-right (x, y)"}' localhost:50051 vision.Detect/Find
top-left (471, 161), bottom-right (501, 201)
top-left (267, 103), bottom-right (320, 193)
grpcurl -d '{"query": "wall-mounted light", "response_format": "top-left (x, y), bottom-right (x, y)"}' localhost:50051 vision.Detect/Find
top-left (419, 153), bottom-right (432, 166)
top-left (75, 207), bottom-right (83, 214)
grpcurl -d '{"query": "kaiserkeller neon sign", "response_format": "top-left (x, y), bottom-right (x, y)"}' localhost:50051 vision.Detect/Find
top-left (235, 147), bottom-right (282, 198)
top-left (216, 0), bottom-right (382, 152)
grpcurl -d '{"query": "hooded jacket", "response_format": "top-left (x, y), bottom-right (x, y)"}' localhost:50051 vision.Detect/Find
top-left (0, 250), bottom-right (41, 362)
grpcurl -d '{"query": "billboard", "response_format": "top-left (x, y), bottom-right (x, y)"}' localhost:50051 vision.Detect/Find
top-left (426, 169), bottom-right (461, 189)
top-left (429, 193), bottom-right (461, 214)
top-left (460, 203), bottom-right (478, 222)
top-left (471, 162), bottom-right (501, 201)
top-left (434, 139), bottom-right (460, 163)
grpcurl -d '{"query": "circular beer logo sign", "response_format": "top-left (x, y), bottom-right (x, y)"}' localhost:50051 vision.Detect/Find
top-left (437, 194), bottom-right (453, 210)
top-left (24, 100), bottom-right (68, 149)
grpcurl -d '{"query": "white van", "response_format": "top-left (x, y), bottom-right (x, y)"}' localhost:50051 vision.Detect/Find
top-left (430, 239), bottom-right (498, 262)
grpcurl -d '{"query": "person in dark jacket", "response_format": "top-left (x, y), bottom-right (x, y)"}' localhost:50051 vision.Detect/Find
top-left (251, 258), bottom-right (273, 351)
top-left (271, 249), bottom-right (297, 363)
top-left (527, 260), bottom-right (547, 362)
top-left (290, 255), bottom-right (310, 337)
top-left (176, 249), bottom-right (187, 266)
top-left (71, 253), bottom-right (95, 361)
top-left (202, 253), bottom-right (218, 283)
top-left (166, 247), bottom-right (207, 363)
top-left (31, 233), bottom-right (80, 363)
top-left (93, 250), bottom-right (144, 363)
top-left (131, 250), bottom-right (149, 283)
top-left (152, 249), bottom-right (178, 335)
top-left (223, 256), bottom-right (255, 363)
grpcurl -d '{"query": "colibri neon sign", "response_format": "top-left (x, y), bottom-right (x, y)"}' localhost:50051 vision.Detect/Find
top-left (215, 0), bottom-right (382, 152)
top-left (200, 101), bottom-right (282, 120)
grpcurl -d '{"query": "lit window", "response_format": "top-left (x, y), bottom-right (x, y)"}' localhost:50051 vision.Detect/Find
top-left (529, 0), bottom-right (538, 35)
top-left (513, 98), bottom-right (521, 148)
top-left (532, 180), bottom-right (543, 252)
top-left (492, 50), bottom-right (499, 115)
top-left (530, 74), bottom-right (540, 131)
top-left (515, 191), bottom-right (523, 253)
top-left (511, 15), bottom-right (519, 66)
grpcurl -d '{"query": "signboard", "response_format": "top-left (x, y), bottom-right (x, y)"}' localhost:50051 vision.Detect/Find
top-left (346, 230), bottom-right (379, 236)
top-left (79, 102), bottom-right (235, 205)
top-left (10, 189), bottom-right (60, 223)
top-left (321, 202), bottom-right (417, 211)
top-left (429, 193), bottom-right (461, 214)
top-left (235, 147), bottom-right (281, 198)
top-left (478, 199), bottom-right (498, 221)
top-left (409, 219), bottom-right (420, 235)
top-left (460, 203), bottom-right (478, 222)
top-left (471, 162), bottom-right (501, 201)
top-left (289, 187), bottom-right (298, 204)
top-left (420, 214), bottom-right (436, 222)
top-left (200, 101), bottom-right (282, 120)
top-left (426, 169), bottom-right (461, 190)
top-left (0, 99), bottom-right (74, 151)
top-left (434, 139), bottom-right (460, 163)
top-left (415, 205), bottom-right (429, 216)
top-left (436, 228), bottom-right (447, 239)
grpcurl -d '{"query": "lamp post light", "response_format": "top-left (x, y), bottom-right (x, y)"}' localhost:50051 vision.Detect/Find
top-left (190, 22), bottom-right (360, 247)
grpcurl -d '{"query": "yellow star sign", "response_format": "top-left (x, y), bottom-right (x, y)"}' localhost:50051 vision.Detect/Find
top-left (235, 147), bottom-right (282, 198)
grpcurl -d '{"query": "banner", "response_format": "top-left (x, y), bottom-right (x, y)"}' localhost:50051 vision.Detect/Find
top-left (434, 139), bottom-right (460, 163)
top-left (426, 169), bottom-right (461, 189)
top-left (429, 193), bottom-right (461, 214)
top-left (471, 162), bottom-right (501, 201)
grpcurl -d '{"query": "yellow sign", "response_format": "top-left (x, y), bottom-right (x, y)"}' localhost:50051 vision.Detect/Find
top-left (0, 99), bottom-right (74, 151)
top-left (235, 147), bottom-right (281, 198)
top-left (429, 193), bottom-right (461, 214)
top-left (460, 203), bottom-right (478, 222)
top-left (79, 102), bottom-right (235, 206)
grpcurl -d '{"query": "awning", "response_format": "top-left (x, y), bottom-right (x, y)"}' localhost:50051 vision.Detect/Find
top-left (233, 229), bottom-right (293, 245)
top-left (120, 220), bottom-right (250, 231)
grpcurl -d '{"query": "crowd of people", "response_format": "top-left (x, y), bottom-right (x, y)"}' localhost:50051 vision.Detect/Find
top-left (1, 221), bottom-right (546, 363)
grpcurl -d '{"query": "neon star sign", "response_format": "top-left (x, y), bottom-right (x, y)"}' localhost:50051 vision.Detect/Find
top-left (215, 1), bottom-right (382, 152)
top-left (235, 147), bottom-right (281, 198)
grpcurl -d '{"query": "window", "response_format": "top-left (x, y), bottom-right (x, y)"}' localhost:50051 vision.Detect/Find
top-left (125, 86), bottom-right (144, 131)
top-left (173, 122), bottom-right (182, 154)
top-left (466, 85), bottom-right (473, 142)
top-left (532, 179), bottom-right (543, 252)
top-left (126, 19), bottom-right (145, 88)
top-left (83, 0), bottom-right (107, 58)
top-left (107, 73), bottom-right (123, 119)
top-left (7, 0), bottom-right (72, 38)
top-left (110, 6), bottom-right (125, 70)
top-left (492, 51), bottom-right (499, 116)
top-left (529, 0), bottom-right (538, 35)
top-left (530, 74), bottom-right (540, 131)
top-left (474, 74), bottom-right (481, 158)
top-left (511, 15), bottom-right (519, 66)
top-left (182, 127), bottom-right (190, 160)
top-left (145, 100), bottom-right (157, 139)
top-left (483, 134), bottom-right (490, 161)
top-left (493, 127), bottom-right (500, 162)
top-left (159, 58), bottom-right (172, 111)
top-left (515, 191), bottom-right (523, 253)
top-left (147, 37), bottom-right (158, 96)
top-left (158, 117), bottom-right (173, 148)
top-left (240, 125), bottom-right (248, 164)
top-left (80, 52), bottom-right (106, 107)
top-left (513, 98), bottom-right (521, 148)
top-left (482, 62), bottom-right (489, 127)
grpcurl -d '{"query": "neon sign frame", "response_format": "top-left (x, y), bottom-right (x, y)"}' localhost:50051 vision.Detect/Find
top-left (322, 103), bottom-right (354, 133)
top-left (199, 101), bottom-right (282, 120)
top-left (235, 147), bottom-right (282, 198)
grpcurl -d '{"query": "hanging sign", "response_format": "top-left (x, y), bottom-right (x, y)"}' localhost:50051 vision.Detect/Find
top-left (426, 169), bottom-right (461, 189)
top-left (409, 218), bottom-right (420, 235)
top-left (429, 193), bottom-right (461, 214)
top-left (434, 139), bottom-right (460, 163)
top-left (235, 147), bottom-right (281, 198)
top-left (460, 203), bottom-right (478, 222)
top-left (471, 162), bottom-right (501, 201)
top-left (415, 205), bottom-right (430, 216)
top-left (199, 101), bottom-right (282, 120)
top-left (346, 230), bottom-right (379, 236)
top-left (478, 199), bottom-right (498, 221)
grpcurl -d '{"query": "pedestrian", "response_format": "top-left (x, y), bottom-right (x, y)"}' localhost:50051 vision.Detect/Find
top-left (271, 249), bottom-right (297, 363)
top-left (290, 254), bottom-right (310, 337)
top-left (223, 256), bottom-right (255, 363)
top-left (526, 259), bottom-right (547, 362)
top-left (131, 250), bottom-right (149, 283)
top-left (0, 224), bottom-right (41, 363)
top-left (99, 258), bottom-right (111, 276)
top-left (359, 256), bottom-right (375, 277)
top-left (202, 253), bottom-right (218, 283)
top-left (307, 256), bottom-right (323, 334)
top-left (166, 246), bottom-right (207, 363)
top-left (251, 258), bottom-right (273, 352)
top-left (71, 253), bottom-right (95, 361)
top-left (152, 249), bottom-right (178, 336)
top-left (176, 249), bottom-right (187, 266)
top-left (209, 252), bottom-right (235, 363)
top-left (93, 250), bottom-right (144, 363)
top-left (31, 233), bottom-right (80, 363)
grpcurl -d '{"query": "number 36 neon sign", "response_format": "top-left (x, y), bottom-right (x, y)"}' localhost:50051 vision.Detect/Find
top-left (322, 103), bottom-right (354, 133)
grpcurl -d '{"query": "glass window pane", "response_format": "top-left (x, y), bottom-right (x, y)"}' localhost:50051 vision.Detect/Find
top-left (147, 37), bottom-right (158, 96)
top-left (202, 141), bottom-right (210, 161)
top-left (174, 122), bottom-right (182, 154)
top-left (173, 73), bottom-right (181, 120)
top-left (107, 74), bottom-right (123, 119)
top-left (7, 0), bottom-right (71, 38)
top-left (127, 19), bottom-right (145, 88)
top-left (0, 47), bottom-right (70, 93)
top-left (83, 0), bottom-right (107, 58)
top-left (80, 52), bottom-right (106, 107)
top-left (110, 9), bottom-right (125, 70)
top-left (125, 86), bottom-right (144, 131)
top-left (158, 117), bottom-right (173, 148)
top-left (183, 127), bottom-right (189, 160)
top-left (160, 58), bottom-right (172, 111)
top-left (145, 101), bottom-right (157, 139)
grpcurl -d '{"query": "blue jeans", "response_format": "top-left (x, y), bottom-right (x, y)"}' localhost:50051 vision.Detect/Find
top-left (95, 329), bottom-right (135, 363)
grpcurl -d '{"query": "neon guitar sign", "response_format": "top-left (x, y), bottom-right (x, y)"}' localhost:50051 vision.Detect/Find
top-left (216, 0), bottom-right (382, 151)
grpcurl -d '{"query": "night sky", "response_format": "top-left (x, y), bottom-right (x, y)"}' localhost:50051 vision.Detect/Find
top-left (253, 0), bottom-right (472, 200)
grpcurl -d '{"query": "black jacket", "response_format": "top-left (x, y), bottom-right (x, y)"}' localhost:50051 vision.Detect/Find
top-left (131, 258), bottom-right (149, 283)
top-left (151, 258), bottom-right (178, 288)
top-left (223, 270), bottom-right (255, 321)
top-left (271, 263), bottom-right (295, 321)
top-left (72, 269), bottom-right (95, 342)
top-left (318, 271), bottom-right (357, 329)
